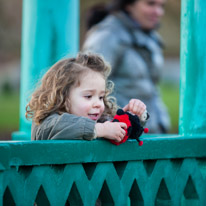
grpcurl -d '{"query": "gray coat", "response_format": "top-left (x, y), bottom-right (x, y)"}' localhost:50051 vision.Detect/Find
top-left (83, 12), bottom-right (170, 133)
top-left (31, 113), bottom-right (96, 140)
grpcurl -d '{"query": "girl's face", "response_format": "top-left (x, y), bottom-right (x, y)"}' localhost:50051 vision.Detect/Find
top-left (126, 0), bottom-right (166, 30)
top-left (68, 70), bottom-right (105, 121)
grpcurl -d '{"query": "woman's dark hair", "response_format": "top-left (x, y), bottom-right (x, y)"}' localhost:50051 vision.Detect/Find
top-left (86, 3), bottom-right (110, 30)
top-left (111, 0), bottom-right (139, 11)
top-left (86, 0), bottom-right (138, 30)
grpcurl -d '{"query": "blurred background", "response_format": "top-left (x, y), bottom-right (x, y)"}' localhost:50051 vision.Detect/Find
top-left (0, 0), bottom-right (180, 140)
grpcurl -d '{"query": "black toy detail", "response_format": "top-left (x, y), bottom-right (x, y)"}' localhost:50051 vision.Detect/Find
top-left (110, 109), bottom-right (149, 146)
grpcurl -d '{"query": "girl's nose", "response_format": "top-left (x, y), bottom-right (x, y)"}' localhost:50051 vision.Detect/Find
top-left (93, 99), bottom-right (102, 108)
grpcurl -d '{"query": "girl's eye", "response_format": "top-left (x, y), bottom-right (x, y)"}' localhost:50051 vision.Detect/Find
top-left (100, 96), bottom-right (104, 100)
top-left (85, 95), bottom-right (92, 99)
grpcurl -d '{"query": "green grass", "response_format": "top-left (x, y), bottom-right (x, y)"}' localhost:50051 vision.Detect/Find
top-left (0, 92), bottom-right (20, 131)
top-left (0, 85), bottom-right (179, 135)
top-left (160, 83), bottom-right (179, 133)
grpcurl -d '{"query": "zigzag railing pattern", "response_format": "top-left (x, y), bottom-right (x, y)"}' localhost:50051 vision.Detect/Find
top-left (0, 135), bottom-right (206, 205)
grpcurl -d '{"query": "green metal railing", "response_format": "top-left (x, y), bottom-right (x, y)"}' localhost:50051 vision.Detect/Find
top-left (1, 136), bottom-right (206, 205)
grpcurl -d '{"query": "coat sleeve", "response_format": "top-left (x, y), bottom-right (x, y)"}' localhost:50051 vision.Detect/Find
top-left (32, 113), bottom-right (96, 140)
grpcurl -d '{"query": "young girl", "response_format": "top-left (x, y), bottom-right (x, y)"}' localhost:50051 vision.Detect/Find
top-left (26, 52), bottom-right (146, 142)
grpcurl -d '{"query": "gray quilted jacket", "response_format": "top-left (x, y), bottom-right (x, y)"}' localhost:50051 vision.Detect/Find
top-left (83, 11), bottom-right (170, 133)
top-left (31, 113), bottom-right (96, 140)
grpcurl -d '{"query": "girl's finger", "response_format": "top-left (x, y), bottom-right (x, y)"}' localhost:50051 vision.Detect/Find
top-left (122, 104), bottom-right (129, 112)
top-left (131, 102), bottom-right (139, 114)
top-left (120, 122), bottom-right (127, 129)
top-left (116, 136), bottom-right (122, 142)
top-left (129, 99), bottom-right (135, 111)
top-left (121, 130), bottom-right (126, 136)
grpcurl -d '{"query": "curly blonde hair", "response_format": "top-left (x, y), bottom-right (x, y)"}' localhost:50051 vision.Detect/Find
top-left (25, 52), bottom-right (117, 124)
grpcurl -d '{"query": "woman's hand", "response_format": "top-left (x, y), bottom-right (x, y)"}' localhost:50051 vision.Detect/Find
top-left (123, 99), bottom-right (146, 117)
top-left (95, 121), bottom-right (127, 142)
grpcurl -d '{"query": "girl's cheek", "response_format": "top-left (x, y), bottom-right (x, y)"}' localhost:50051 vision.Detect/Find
top-left (102, 104), bottom-right (105, 112)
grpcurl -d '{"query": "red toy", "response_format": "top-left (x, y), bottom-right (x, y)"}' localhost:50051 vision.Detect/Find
top-left (110, 109), bottom-right (149, 146)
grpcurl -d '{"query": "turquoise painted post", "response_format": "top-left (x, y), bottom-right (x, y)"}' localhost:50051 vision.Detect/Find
top-left (12, 0), bottom-right (79, 140)
top-left (179, 0), bottom-right (206, 135)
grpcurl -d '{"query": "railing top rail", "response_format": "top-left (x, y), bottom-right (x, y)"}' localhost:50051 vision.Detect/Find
top-left (0, 134), bottom-right (206, 170)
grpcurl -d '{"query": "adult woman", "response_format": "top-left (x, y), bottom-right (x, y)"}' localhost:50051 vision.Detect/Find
top-left (82, 0), bottom-right (170, 133)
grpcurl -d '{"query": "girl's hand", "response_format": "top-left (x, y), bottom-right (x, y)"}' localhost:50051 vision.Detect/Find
top-left (122, 99), bottom-right (146, 117)
top-left (95, 122), bottom-right (127, 142)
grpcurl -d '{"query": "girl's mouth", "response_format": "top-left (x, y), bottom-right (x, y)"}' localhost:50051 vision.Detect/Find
top-left (88, 113), bottom-right (99, 121)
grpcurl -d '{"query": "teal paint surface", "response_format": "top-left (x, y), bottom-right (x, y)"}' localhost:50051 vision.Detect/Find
top-left (0, 137), bottom-right (206, 205)
top-left (179, 0), bottom-right (206, 135)
top-left (0, 136), bottom-right (206, 169)
top-left (12, 0), bottom-right (79, 140)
